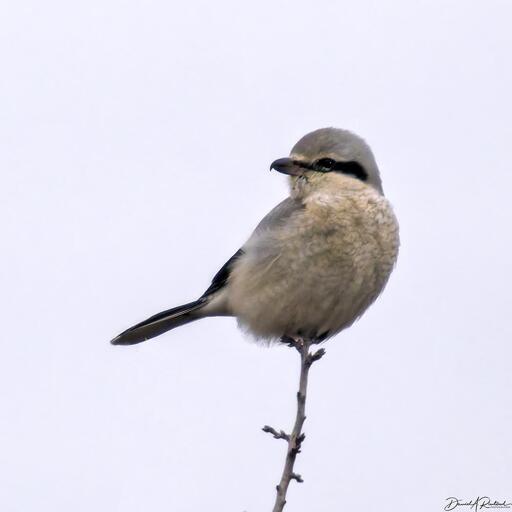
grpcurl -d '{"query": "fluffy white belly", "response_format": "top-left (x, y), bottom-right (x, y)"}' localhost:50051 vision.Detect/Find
top-left (227, 189), bottom-right (399, 342)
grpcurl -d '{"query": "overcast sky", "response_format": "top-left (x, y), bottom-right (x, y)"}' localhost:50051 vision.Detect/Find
top-left (1, 1), bottom-right (511, 511)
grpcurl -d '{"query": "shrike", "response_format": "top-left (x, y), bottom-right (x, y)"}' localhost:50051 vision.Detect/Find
top-left (111, 128), bottom-right (399, 346)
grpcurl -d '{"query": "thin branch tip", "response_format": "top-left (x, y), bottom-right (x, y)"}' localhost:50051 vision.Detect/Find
top-left (263, 425), bottom-right (290, 442)
top-left (290, 472), bottom-right (304, 483)
top-left (306, 347), bottom-right (326, 366)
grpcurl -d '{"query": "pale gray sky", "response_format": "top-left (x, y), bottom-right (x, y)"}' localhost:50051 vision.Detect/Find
top-left (1, 1), bottom-right (511, 511)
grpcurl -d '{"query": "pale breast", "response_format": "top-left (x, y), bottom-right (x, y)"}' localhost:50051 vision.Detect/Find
top-left (227, 186), bottom-right (399, 342)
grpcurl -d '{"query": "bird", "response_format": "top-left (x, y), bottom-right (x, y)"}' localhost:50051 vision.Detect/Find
top-left (111, 128), bottom-right (399, 346)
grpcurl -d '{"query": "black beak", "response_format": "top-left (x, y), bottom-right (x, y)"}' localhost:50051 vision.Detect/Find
top-left (269, 157), bottom-right (305, 177)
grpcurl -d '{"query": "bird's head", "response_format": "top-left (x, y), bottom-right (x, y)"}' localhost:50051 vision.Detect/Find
top-left (270, 128), bottom-right (383, 196)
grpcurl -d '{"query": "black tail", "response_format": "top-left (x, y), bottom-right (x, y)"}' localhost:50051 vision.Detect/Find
top-left (110, 300), bottom-right (205, 345)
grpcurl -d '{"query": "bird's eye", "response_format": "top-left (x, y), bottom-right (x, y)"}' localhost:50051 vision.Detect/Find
top-left (314, 158), bottom-right (336, 171)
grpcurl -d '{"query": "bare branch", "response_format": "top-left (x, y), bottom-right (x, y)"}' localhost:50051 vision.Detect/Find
top-left (306, 347), bottom-right (326, 367)
top-left (265, 337), bottom-right (326, 512)
top-left (290, 472), bottom-right (303, 483)
top-left (262, 425), bottom-right (290, 442)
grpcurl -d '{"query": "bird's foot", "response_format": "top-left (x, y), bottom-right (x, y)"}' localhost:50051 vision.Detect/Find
top-left (279, 335), bottom-right (303, 352)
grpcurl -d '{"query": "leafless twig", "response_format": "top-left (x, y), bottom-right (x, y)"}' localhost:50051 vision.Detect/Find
top-left (263, 337), bottom-right (326, 512)
top-left (262, 425), bottom-right (290, 442)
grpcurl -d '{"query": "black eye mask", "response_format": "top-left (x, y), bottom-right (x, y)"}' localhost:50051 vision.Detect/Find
top-left (305, 158), bottom-right (368, 182)
top-left (270, 157), bottom-right (369, 183)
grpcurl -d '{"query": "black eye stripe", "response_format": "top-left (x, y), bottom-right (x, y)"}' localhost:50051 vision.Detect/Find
top-left (291, 158), bottom-right (368, 182)
top-left (298, 158), bottom-right (368, 182)
top-left (333, 161), bottom-right (368, 181)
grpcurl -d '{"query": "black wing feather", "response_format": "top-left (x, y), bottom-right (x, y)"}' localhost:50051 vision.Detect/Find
top-left (200, 248), bottom-right (244, 298)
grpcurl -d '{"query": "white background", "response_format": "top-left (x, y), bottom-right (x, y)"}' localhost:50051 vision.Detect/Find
top-left (1, 1), bottom-right (511, 511)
